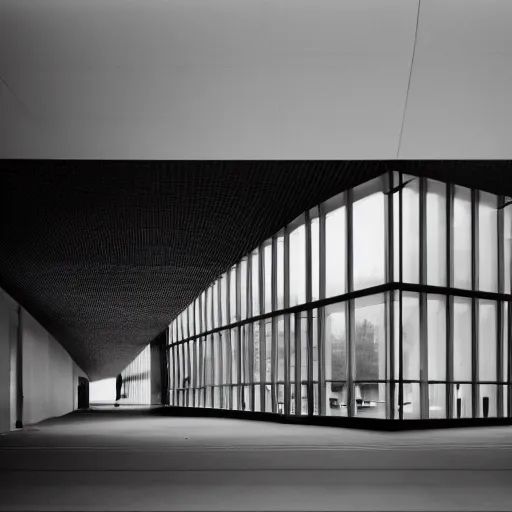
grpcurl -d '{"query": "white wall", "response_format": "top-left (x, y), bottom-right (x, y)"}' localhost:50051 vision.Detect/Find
top-left (0, 287), bottom-right (88, 433)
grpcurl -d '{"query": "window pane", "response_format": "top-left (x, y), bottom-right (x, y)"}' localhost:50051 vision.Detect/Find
top-left (177, 315), bottom-right (183, 342)
top-left (188, 304), bottom-right (194, 337)
top-left (355, 294), bottom-right (386, 381)
top-left (221, 274), bottom-right (228, 327)
top-left (241, 325), bottom-right (250, 384)
top-left (221, 331), bottom-right (229, 386)
top-left (230, 266), bottom-right (237, 323)
top-left (353, 178), bottom-right (386, 290)
top-left (453, 186), bottom-right (472, 289)
top-left (252, 251), bottom-right (260, 317)
top-left (504, 200), bottom-right (512, 294)
top-left (355, 383), bottom-right (387, 419)
top-left (402, 293), bottom-right (420, 381)
top-left (325, 193), bottom-right (346, 298)
top-left (454, 297), bottom-right (472, 381)
top-left (265, 319), bottom-right (272, 383)
top-left (429, 384), bottom-right (446, 419)
top-left (230, 328), bottom-right (238, 384)
top-left (504, 302), bottom-right (509, 384)
top-left (289, 216), bottom-right (306, 307)
top-left (264, 242), bottom-right (272, 313)
top-left (195, 299), bottom-right (201, 335)
top-left (311, 207), bottom-right (320, 302)
top-left (201, 291), bottom-right (207, 333)
top-left (479, 384), bottom-right (498, 418)
top-left (213, 281), bottom-right (219, 329)
top-left (277, 316), bottom-right (285, 382)
top-left (312, 309), bottom-right (319, 383)
top-left (479, 300), bottom-right (497, 381)
top-left (240, 258), bottom-right (248, 320)
top-left (428, 295), bottom-right (447, 381)
top-left (277, 232), bottom-right (285, 310)
top-left (206, 287), bottom-right (213, 331)
top-left (324, 302), bottom-right (347, 417)
top-left (479, 192), bottom-right (498, 292)
top-left (453, 383), bottom-right (472, 418)
top-left (214, 333), bottom-right (221, 386)
top-left (402, 382), bottom-right (421, 419)
top-left (253, 322), bottom-right (260, 384)
top-left (426, 180), bottom-right (447, 286)
top-left (402, 176), bottom-right (420, 283)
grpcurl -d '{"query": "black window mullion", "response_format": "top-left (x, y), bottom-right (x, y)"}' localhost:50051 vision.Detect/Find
top-left (472, 189), bottom-right (479, 419)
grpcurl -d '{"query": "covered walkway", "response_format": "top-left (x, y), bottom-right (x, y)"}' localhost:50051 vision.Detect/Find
top-left (1, 409), bottom-right (512, 511)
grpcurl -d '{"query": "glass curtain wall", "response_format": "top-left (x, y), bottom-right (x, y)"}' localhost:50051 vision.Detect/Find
top-left (166, 172), bottom-right (512, 421)
top-left (120, 344), bottom-right (151, 405)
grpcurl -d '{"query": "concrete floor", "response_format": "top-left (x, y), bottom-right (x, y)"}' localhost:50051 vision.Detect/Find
top-left (1, 408), bottom-right (512, 511)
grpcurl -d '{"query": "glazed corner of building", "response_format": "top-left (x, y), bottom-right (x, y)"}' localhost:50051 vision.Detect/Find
top-left (156, 170), bottom-right (512, 429)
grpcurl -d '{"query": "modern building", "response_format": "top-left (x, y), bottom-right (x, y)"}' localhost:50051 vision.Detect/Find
top-left (163, 171), bottom-right (512, 422)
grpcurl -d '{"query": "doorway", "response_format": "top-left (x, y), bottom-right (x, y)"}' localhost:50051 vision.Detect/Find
top-left (77, 377), bottom-right (89, 409)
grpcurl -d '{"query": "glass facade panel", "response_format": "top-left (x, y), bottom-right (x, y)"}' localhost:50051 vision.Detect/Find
top-left (479, 300), bottom-right (497, 382)
top-left (426, 180), bottom-right (447, 287)
top-left (240, 258), bottom-right (248, 321)
top-left (428, 384), bottom-right (446, 419)
top-left (325, 193), bottom-right (346, 298)
top-left (311, 207), bottom-right (320, 302)
top-left (277, 316), bottom-right (285, 383)
top-left (504, 201), bottom-right (512, 295)
top-left (289, 217), bottom-right (306, 307)
top-left (355, 383), bottom-right (387, 419)
top-left (213, 281), bottom-right (219, 329)
top-left (453, 297), bottom-right (472, 382)
top-left (479, 192), bottom-right (498, 292)
top-left (402, 177), bottom-right (420, 284)
top-left (161, 173), bottom-right (511, 425)
top-left (221, 274), bottom-right (228, 326)
top-left (504, 302), bottom-right (509, 384)
top-left (230, 266), bottom-right (237, 324)
top-left (264, 242), bottom-right (272, 313)
top-left (277, 232), bottom-right (285, 310)
top-left (453, 383), bottom-right (472, 419)
top-left (428, 295), bottom-right (446, 381)
top-left (402, 293), bottom-right (420, 381)
top-left (252, 251), bottom-right (260, 317)
top-left (478, 384), bottom-right (498, 418)
top-left (353, 178), bottom-right (386, 290)
top-left (355, 294), bottom-right (386, 382)
top-left (453, 186), bottom-right (472, 290)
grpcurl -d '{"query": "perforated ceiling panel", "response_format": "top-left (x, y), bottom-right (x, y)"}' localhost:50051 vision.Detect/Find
top-left (0, 161), bottom-right (511, 380)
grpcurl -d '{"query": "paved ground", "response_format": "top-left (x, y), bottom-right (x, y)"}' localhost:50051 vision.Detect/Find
top-left (1, 408), bottom-right (512, 511)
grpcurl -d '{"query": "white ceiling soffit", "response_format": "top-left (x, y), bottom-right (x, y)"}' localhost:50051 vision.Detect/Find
top-left (0, 0), bottom-right (418, 159)
top-left (399, 0), bottom-right (512, 159)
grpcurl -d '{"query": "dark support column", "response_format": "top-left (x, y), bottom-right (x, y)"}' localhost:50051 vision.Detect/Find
top-left (386, 170), bottom-right (395, 420)
top-left (497, 196), bottom-right (505, 417)
top-left (419, 177), bottom-right (429, 418)
top-left (305, 210), bottom-right (314, 416)
top-left (16, 306), bottom-right (23, 429)
top-left (284, 226), bottom-right (291, 416)
top-left (259, 244), bottom-right (266, 412)
top-left (398, 172), bottom-right (404, 421)
top-left (271, 237), bottom-right (278, 413)
top-left (472, 189), bottom-right (479, 419)
top-left (150, 331), bottom-right (167, 406)
top-left (346, 188), bottom-right (355, 418)
top-left (447, 183), bottom-right (454, 419)
top-left (318, 203), bottom-right (327, 416)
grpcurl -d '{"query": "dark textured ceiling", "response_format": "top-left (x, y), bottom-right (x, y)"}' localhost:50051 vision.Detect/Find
top-left (0, 160), bottom-right (511, 381)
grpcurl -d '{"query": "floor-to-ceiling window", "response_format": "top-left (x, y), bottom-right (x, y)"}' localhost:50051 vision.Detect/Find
top-left (165, 171), bottom-right (512, 421)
